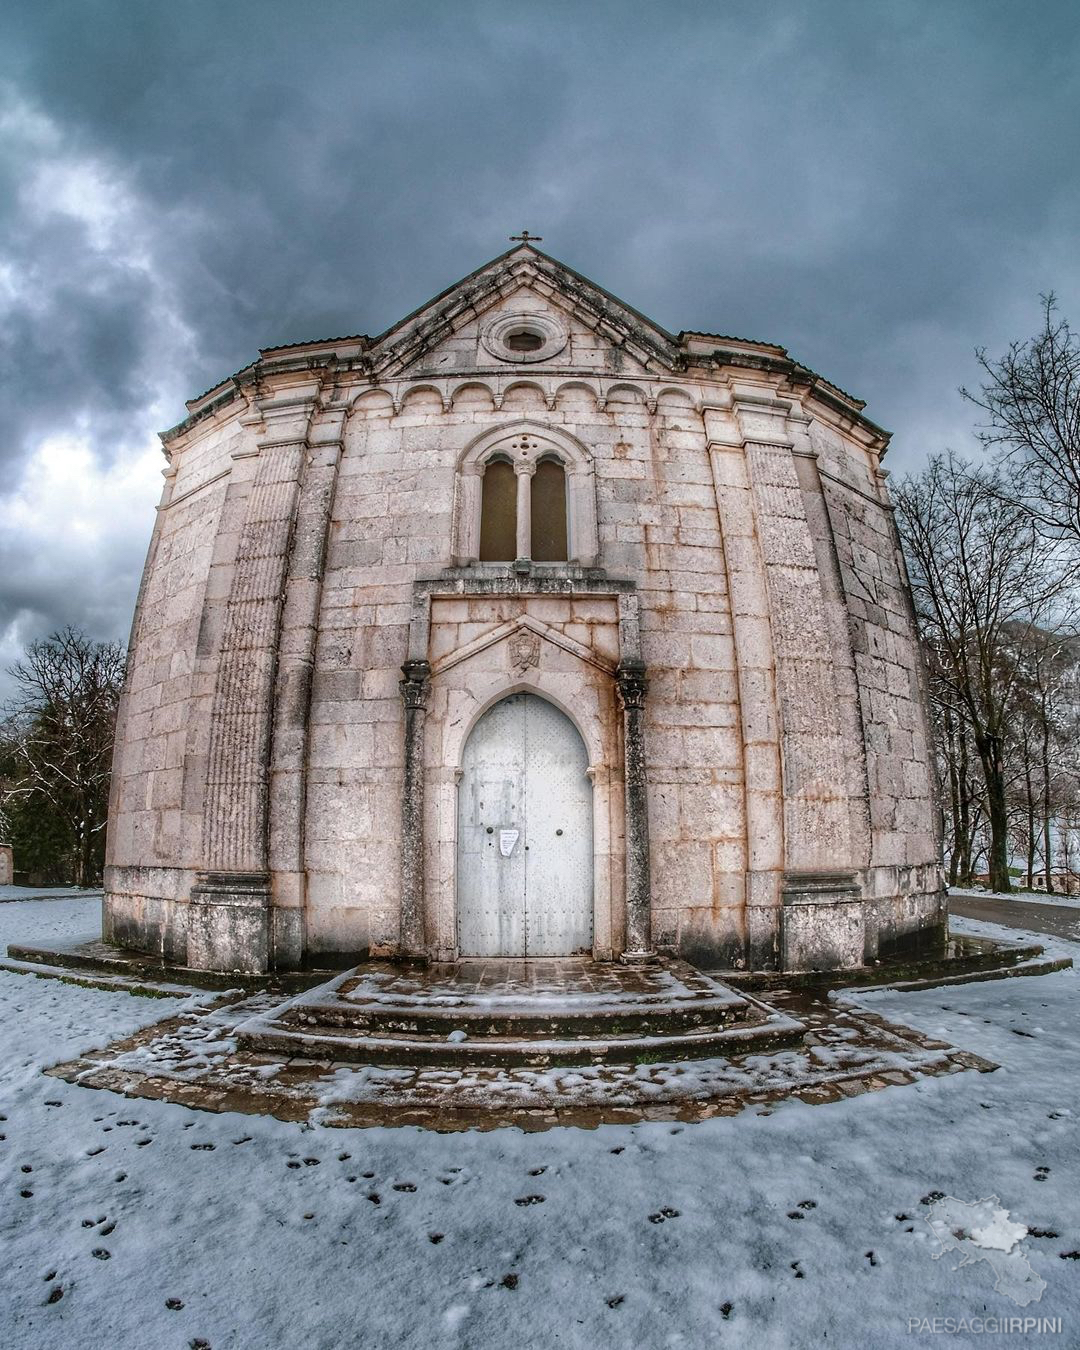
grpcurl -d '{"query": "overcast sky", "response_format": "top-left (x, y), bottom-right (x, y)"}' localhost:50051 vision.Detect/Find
top-left (1, 1), bottom-right (1078, 692)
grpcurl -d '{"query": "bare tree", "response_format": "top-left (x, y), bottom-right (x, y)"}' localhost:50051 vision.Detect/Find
top-left (927, 647), bottom-right (984, 886)
top-left (2, 628), bottom-right (125, 887)
top-left (894, 453), bottom-right (1071, 893)
top-left (962, 295), bottom-right (1080, 548)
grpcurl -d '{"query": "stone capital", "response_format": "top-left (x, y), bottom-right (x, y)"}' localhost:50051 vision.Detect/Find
top-left (615, 657), bottom-right (648, 710)
top-left (400, 659), bottom-right (432, 710)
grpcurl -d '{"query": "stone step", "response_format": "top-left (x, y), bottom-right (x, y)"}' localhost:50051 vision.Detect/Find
top-left (235, 1002), bottom-right (806, 1069)
top-left (278, 996), bottom-right (747, 1039)
top-left (233, 955), bottom-right (801, 1069)
top-left (270, 954), bottom-right (752, 1041)
top-left (4, 940), bottom-right (337, 994)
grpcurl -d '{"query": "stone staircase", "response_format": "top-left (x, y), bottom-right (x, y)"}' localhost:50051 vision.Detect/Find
top-left (234, 956), bottom-right (806, 1068)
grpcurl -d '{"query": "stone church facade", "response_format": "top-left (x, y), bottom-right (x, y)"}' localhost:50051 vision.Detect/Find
top-left (103, 245), bottom-right (944, 974)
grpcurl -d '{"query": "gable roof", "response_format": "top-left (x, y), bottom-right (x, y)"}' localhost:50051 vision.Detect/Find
top-left (365, 243), bottom-right (682, 378)
top-left (164, 245), bottom-right (889, 451)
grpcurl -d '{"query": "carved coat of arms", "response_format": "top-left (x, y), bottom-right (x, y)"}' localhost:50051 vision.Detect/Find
top-left (509, 630), bottom-right (541, 673)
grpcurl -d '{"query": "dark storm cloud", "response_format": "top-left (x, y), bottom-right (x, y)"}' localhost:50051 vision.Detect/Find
top-left (1, 0), bottom-right (1079, 678)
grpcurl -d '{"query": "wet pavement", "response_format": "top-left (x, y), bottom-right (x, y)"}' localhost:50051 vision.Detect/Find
top-left (950, 894), bottom-right (1080, 942)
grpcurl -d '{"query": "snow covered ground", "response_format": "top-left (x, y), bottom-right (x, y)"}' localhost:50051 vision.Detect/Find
top-left (0, 886), bottom-right (103, 903)
top-left (2, 897), bottom-right (1078, 1349)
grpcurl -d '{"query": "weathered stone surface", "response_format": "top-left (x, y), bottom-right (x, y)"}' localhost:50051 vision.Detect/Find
top-left (103, 246), bottom-right (944, 974)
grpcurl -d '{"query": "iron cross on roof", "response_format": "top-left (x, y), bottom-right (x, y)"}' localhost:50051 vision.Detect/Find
top-left (509, 230), bottom-right (542, 244)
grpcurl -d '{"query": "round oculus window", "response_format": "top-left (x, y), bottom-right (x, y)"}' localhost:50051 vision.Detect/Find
top-left (481, 312), bottom-right (568, 363)
top-left (505, 329), bottom-right (544, 352)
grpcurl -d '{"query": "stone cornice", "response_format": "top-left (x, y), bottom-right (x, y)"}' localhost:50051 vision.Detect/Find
top-left (157, 247), bottom-right (891, 454)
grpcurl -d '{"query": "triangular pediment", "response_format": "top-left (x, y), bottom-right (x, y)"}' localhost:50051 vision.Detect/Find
top-left (431, 615), bottom-right (616, 677)
top-left (368, 246), bottom-right (682, 379)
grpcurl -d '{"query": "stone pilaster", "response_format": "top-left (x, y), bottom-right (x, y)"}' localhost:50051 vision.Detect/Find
top-left (191, 391), bottom-right (318, 973)
top-left (709, 392), bottom-right (872, 972)
top-left (399, 658), bottom-right (432, 959)
top-left (705, 414), bottom-right (785, 969)
top-left (740, 431), bottom-right (852, 873)
top-left (267, 411), bottom-right (346, 967)
top-left (616, 657), bottom-right (654, 962)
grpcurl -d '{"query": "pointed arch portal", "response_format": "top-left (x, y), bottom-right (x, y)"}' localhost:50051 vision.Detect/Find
top-left (457, 693), bottom-right (593, 957)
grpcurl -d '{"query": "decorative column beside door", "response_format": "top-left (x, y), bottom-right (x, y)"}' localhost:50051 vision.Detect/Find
top-left (617, 657), bottom-right (654, 961)
top-left (399, 658), bottom-right (431, 959)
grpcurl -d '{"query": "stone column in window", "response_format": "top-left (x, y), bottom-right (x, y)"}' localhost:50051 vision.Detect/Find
top-left (514, 459), bottom-right (536, 563)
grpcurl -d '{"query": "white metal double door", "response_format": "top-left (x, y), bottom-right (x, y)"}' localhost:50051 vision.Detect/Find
top-left (457, 693), bottom-right (593, 957)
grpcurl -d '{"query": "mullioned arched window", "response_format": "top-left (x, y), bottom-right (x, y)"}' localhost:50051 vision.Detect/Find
top-left (455, 425), bottom-right (598, 567)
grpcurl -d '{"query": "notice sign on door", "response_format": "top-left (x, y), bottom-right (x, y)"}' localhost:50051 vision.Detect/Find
top-left (499, 829), bottom-right (520, 857)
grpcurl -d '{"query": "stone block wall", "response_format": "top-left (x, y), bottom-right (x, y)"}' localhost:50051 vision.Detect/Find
top-left (104, 416), bottom-right (243, 958)
top-left (102, 251), bottom-right (944, 973)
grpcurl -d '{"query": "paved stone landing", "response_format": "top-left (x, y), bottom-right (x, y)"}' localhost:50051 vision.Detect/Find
top-left (44, 979), bottom-right (1002, 1132)
top-left (13, 934), bottom-right (1070, 1131)
top-left (234, 957), bottom-right (792, 1068)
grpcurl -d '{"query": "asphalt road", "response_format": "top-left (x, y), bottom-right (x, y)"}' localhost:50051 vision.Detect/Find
top-left (950, 893), bottom-right (1080, 941)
